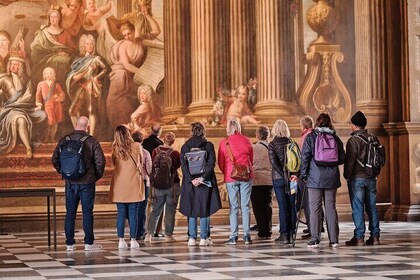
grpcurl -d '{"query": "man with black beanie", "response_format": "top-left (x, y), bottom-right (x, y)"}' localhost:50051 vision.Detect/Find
top-left (344, 111), bottom-right (381, 246)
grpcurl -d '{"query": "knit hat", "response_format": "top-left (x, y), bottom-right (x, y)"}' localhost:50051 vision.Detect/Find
top-left (351, 111), bottom-right (367, 127)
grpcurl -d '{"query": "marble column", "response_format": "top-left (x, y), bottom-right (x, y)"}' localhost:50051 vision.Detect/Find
top-left (354, 0), bottom-right (388, 125)
top-left (229, 0), bottom-right (256, 89)
top-left (254, 0), bottom-right (299, 124)
top-left (163, 0), bottom-right (191, 123)
top-left (187, 0), bottom-right (230, 119)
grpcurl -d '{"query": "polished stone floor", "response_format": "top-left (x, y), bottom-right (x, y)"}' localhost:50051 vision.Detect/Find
top-left (1, 222), bottom-right (420, 280)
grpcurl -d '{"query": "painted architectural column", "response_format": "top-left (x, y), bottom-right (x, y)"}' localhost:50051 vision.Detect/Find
top-left (254, 0), bottom-right (299, 124)
top-left (163, 0), bottom-right (191, 122)
top-left (229, 0), bottom-right (256, 89)
top-left (187, 0), bottom-right (230, 119)
top-left (354, 0), bottom-right (388, 125)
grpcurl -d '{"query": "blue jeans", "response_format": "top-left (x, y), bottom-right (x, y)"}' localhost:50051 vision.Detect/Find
top-left (348, 178), bottom-right (380, 239)
top-left (187, 217), bottom-right (211, 238)
top-left (116, 203), bottom-right (139, 238)
top-left (65, 182), bottom-right (96, 245)
top-left (147, 183), bottom-right (180, 236)
top-left (136, 185), bottom-right (149, 238)
top-left (273, 178), bottom-right (296, 235)
top-left (188, 216), bottom-right (209, 240)
top-left (226, 180), bottom-right (252, 238)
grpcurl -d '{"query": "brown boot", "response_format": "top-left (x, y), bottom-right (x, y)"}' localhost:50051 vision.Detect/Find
top-left (345, 236), bottom-right (365, 246)
top-left (365, 236), bottom-right (380, 245)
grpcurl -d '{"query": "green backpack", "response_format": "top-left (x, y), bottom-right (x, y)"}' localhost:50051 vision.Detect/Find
top-left (284, 139), bottom-right (301, 173)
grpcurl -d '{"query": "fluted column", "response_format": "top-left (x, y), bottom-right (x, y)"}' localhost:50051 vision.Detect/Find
top-left (354, 0), bottom-right (388, 124)
top-left (117, 0), bottom-right (132, 18)
top-left (254, 0), bottom-right (299, 123)
top-left (163, 0), bottom-right (191, 122)
top-left (187, 0), bottom-right (230, 119)
top-left (230, 0), bottom-right (256, 88)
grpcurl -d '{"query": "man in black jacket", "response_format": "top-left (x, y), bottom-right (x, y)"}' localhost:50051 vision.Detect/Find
top-left (51, 116), bottom-right (105, 251)
top-left (142, 123), bottom-right (163, 154)
top-left (344, 111), bottom-right (381, 246)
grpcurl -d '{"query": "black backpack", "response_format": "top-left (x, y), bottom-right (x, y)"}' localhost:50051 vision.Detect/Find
top-left (355, 134), bottom-right (386, 178)
top-left (151, 147), bottom-right (174, 189)
top-left (185, 146), bottom-right (207, 176)
top-left (59, 135), bottom-right (90, 180)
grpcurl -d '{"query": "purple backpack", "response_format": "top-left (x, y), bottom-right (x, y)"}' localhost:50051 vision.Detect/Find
top-left (314, 132), bottom-right (339, 166)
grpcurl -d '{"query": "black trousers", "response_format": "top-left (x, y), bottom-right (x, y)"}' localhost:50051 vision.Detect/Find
top-left (251, 185), bottom-right (273, 237)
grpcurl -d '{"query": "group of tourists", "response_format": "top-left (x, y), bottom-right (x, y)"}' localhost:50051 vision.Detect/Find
top-left (51, 110), bottom-right (383, 251)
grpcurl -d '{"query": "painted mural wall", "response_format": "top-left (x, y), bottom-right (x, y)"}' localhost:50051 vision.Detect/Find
top-left (0, 0), bottom-right (164, 158)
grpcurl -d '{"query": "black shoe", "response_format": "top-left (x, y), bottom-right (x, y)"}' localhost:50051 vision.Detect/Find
top-left (307, 240), bottom-right (320, 248)
top-left (250, 225), bottom-right (258, 231)
top-left (345, 236), bottom-right (365, 246)
top-left (284, 234), bottom-right (292, 245)
top-left (224, 236), bottom-right (238, 245)
top-left (365, 236), bottom-right (380, 245)
top-left (275, 233), bottom-right (286, 243)
top-left (301, 233), bottom-right (311, 240)
top-left (303, 228), bottom-right (310, 234)
top-left (154, 233), bottom-right (165, 238)
top-left (244, 235), bottom-right (253, 245)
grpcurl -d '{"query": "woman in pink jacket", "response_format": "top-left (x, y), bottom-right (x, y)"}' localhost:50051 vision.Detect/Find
top-left (218, 117), bottom-right (253, 245)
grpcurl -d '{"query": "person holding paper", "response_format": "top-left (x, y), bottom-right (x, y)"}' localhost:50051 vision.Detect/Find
top-left (179, 122), bottom-right (222, 247)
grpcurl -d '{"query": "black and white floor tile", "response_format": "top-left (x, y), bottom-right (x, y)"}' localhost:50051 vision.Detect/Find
top-left (1, 222), bottom-right (420, 280)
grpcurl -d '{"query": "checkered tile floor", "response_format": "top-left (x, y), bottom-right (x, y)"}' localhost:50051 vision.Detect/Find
top-left (1, 222), bottom-right (420, 279)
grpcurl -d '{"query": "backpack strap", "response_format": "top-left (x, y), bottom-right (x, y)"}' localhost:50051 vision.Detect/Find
top-left (354, 134), bottom-right (369, 167)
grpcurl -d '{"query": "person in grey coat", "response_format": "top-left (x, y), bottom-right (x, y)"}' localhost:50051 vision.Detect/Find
top-left (179, 122), bottom-right (222, 246)
top-left (300, 113), bottom-right (345, 248)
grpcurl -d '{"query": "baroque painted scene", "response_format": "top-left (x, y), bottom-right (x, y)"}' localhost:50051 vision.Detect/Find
top-left (0, 0), bottom-right (419, 231)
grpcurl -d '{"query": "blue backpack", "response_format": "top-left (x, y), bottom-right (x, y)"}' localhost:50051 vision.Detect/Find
top-left (59, 135), bottom-right (90, 180)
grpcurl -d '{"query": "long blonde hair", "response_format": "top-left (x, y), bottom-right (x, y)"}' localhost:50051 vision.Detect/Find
top-left (112, 125), bottom-right (133, 160)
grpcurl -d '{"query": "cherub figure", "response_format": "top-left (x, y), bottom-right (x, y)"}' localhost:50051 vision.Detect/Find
top-left (61, 0), bottom-right (84, 37)
top-left (83, 0), bottom-right (113, 30)
top-left (225, 85), bottom-right (260, 124)
top-left (211, 88), bottom-right (228, 125)
top-left (129, 84), bottom-right (162, 132)
top-left (36, 67), bottom-right (66, 142)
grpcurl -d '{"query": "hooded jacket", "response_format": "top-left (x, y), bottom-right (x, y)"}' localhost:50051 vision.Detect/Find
top-left (300, 127), bottom-right (345, 189)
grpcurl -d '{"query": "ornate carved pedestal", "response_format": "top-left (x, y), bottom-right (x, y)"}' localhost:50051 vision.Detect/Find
top-left (297, 44), bottom-right (352, 123)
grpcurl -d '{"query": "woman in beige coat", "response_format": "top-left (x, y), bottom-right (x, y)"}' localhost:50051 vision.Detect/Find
top-left (109, 125), bottom-right (145, 249)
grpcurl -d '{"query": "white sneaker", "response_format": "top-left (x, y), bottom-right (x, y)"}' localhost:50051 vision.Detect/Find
top-left (130, 239), bottom-right (140, 249)
top-left (118, 240), bottom-right (128, 249)
top-left (84, 243), bottom-right (102, 251)
top-left (165, 235), bottom-right (176, 243)
top-left (66, 244), bottom-right (76, 251)
top-left (199, 238), bottom-right (213, 246)
top-left (187, 238), bottom-right (197, 247)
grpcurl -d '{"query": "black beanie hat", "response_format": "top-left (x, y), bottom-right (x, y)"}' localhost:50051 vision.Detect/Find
top-left (351, 111), bottom-right (367, 127)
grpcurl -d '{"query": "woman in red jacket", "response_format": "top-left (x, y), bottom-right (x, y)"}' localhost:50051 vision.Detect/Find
top-left (218, 117), bottom-right (254, 245)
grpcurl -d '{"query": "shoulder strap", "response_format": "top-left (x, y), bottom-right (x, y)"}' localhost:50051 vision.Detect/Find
top-left (259, 142), bottom-right (269, 149)
top-left (225, 140), bottom-right (236, 163)
top-left (355, 134), bottom-right (368, 144)
top-left (44, 81), bottom-right (57, 103)
top-left (80, 135), bottom-right (90, 142)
